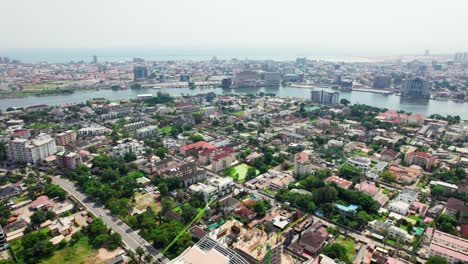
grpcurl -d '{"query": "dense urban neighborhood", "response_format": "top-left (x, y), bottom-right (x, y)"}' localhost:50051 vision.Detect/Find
top-left (0, 54), bottom-right (467, 264)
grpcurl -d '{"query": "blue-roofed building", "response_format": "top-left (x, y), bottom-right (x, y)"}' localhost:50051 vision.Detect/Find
top-left (335, 204), bottom-right (358, 215)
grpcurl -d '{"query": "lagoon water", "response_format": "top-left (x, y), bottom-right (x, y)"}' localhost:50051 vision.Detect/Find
top-left (0, 86), bottom-right (467, 119)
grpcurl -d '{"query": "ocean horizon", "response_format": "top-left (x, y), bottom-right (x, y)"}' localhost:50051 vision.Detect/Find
top-left (0, 48), bottom-right (394, 64)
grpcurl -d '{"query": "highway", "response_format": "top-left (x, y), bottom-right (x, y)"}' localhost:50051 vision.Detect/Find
top-left (52, 176), bottom-right (167, 263)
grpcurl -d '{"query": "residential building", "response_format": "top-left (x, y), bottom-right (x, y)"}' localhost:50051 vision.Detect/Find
top-left (55, 130), bottom-right (77, 147)
top-left (211, 149), bottom-right (236, 173)
top-left (368, 220), bottom-right (414, 244)
top-left (7, 134), bottom-right (57, 163)
top-left (0, 185), bottom-right (22, 200)
top-left (110, 138), bottom-right (145, 158)
top-left (180, 141), bottom-right (216, 156)
top-left (294, 150), bottom-right (316, 177)
top-left (78, 125), bottom-right (111, 136)
top-left (135, 125), bottom-right (158, 138)
top-left (401, 77), bottom-right (431, 99)
top-left (347, 156), bottom-right (371, 170)
top-left (404, 151), bottom-right (438, 170)
top-left (427, 229), bottom-right (468, 264)
top-left (325, 176), bottom-right (352, 189)
top-left (290, 226), bottom-right (329, 256)
top-left (56, 151), bottom-right (82, 170)
top-left (206, 176), bottom-right (234, 197)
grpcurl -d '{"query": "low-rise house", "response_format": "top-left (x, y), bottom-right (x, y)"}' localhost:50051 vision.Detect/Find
top-left (325, 176), bottom-right (352, 189)
top-left (347, 156), bottom-right (371, 170)
top-left (387, 165), bottom-right (422, 184)
top-left (380, 149), bottom-right (401, 163)
top-left (290, 226), bottom-right (329, 256)
top-left (49, 216), bottom-right (75, 236)
top-left (0, 185), bottom-right (22, 200)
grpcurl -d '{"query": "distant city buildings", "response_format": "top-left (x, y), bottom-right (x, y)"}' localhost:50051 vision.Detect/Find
top-left (133, 65), bottom-right (148, 81)
top-left (401, 77), bottom-right (431, 99)
top-left (263, 72), bottom-right (281, 86)
top-left (373, 75), bottom-right (392, 89)
top-left (234, 71), bottom-right (259, 87)
top-left (454, 52), bottom-right (468, 63)
top-left (310, 90), bottom-right (339, 105)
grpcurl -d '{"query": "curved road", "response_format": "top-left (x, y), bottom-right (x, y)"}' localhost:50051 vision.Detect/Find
top-left (52, 176), bottom-right (167, 262)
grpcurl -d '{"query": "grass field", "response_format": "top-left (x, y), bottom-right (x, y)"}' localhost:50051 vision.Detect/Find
top-left (40, 237), bottom-right (103, 264)
top-left (228, 163), bottom-right (259, 182)
top-left (160, 126), bottom-right (173, 134)
top-left (334, 236), bottom-right (356, 263)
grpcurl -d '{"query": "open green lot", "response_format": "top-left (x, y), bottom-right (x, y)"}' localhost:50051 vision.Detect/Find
top-left (40, 237), bottom-right (103, 264)
top-left (160, 126), bottom-right (173, 134)
top-left (226, 163), bottom-right (259, 182)
top-left (334, 236), bottom-right (356, 262)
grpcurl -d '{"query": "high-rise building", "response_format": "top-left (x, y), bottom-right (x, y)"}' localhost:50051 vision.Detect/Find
top-left (401, 77), bottom-right (431, 99)
top-left (93, 55), bottom-right (98, 64)
top-left (133, 66), bottom-right (148, 81)
top-left (7, 134), bottom-right (57, 163)
top-left (425, 49), bottom-right (430, 56)
top-left (263, 72), bottom-right (281, 86)
top-left (221, 78), bottom-right (232, 88)
top-left (234, 71), bottom-right (259, 87)
top-left (373, 75), bottom-right (392, 89)
top-left (310, 90), bottom-right (340, 105)
top-left (295, 57), bottom-right (306, 65)
top-left (453, 52), bottom-right (468, 62)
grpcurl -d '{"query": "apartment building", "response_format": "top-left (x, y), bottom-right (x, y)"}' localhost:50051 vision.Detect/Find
top-left (56, 151), bottom-right (82, 170)
top-left (55, 130), bottom-right (77, 147)
top-left (7, 133), bottom-right (57, 163)
top-left (427, 229), bottom-right (468, 264)
top-left (294, 150), bottom-right (316, 177)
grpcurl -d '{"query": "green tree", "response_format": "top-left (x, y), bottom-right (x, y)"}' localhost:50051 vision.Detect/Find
top-left (340, 98), bottom-right (351, 106)
top-left (321, 243), bottom-right (347, 261)
top-left (246, 167), bottom-right (257, 180)
top-left (426, 256), bottom-right (448, 264)
top-left (21, 230), bottom-right (54, 264)
top-left (44, 184), bottom-right (67, 200)
top-left (157, 183), bottom-right (169, 196)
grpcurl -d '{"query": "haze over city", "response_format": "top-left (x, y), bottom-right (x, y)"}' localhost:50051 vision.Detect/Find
top-left (0, 1), bottom-right (467, 264)
top-left (1, 0), bottom-right (467, 55)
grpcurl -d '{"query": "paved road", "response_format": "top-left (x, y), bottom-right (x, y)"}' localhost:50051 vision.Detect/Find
top-left (52, 176), bottom-right (168, 263)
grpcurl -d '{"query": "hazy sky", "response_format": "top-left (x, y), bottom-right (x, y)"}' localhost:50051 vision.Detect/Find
top-left (1, 0), bottom-right (467, 54)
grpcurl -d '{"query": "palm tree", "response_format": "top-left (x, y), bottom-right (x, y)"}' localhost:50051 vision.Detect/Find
top-left (135, 247), bottom-right (145, 263)
top-left (143, 253), bottom-right (154, 264)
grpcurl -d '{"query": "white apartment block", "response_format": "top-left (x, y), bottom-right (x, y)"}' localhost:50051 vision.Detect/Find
top-left (8, 133), bottom-right (57, 163)
top-left (135, 125), bottom-right (158, 138)
top-left (110, 138), bottom-right (145, 158)
top-left (78, 125), bottom-right (111, 136)
top-left (347, 156), bottom-right (372, 170)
